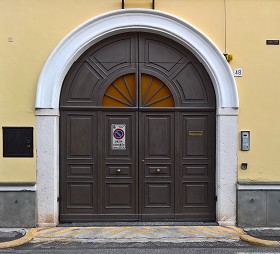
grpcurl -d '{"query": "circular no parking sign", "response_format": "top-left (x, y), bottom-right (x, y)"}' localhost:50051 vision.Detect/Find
top-left (113, 128), bottom-right (124, 139)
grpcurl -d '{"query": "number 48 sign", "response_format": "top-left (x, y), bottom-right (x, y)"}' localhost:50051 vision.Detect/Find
top-left (234, 68), bottom-right (243, 77)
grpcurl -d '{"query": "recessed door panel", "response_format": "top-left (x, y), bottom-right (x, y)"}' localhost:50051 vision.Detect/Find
top-left (67, 164), bottom-right (94, 178)
top-left (106, 164), bottom-right (132, 178)
top-left (184, 116), bottom-right (208, 158)
top-left (145, 164), bottom-right (171, 177)
top-left (89, 37), bottom-right (135, 75)
top-left (146, 182), bottom-right (172, 207)
top-left (105, 183), bottom-right (132, 208)
top-left (183, 183), bottom-right (208, 206)
top-left (146, 117), bottom-right (171, 158)
top-left (68, 116), bottom-right (94, 158)
top-left (183, 164), bottom-right (208, 178)
top-left (67, 182), bottom-right (94, 208)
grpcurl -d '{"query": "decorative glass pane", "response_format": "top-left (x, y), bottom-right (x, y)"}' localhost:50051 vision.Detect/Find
top-left (102, 74), bottom-right (136, 107)
top-left (102, 74), bottom-right (174, 107)
top-left (141, 74), bottom-right (174, 107)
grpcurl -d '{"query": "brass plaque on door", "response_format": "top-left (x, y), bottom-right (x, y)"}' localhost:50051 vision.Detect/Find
top-left (188, 130), bottom-right (203, 136)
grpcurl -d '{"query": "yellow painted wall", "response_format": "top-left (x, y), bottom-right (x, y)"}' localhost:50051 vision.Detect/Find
top-left (0, 0), bottom-right (280, 182)
top-left (226, 0), bottom-right (280, 181)
top-left (0, 0), bottom-right (119, 182)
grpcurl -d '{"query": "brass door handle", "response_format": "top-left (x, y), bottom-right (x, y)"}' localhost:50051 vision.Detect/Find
top-left (116, 169), bottom-right (121, 173)
top-left (156, 168), bottom-right (161, 174)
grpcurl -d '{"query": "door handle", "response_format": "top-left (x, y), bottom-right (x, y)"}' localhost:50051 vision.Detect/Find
top-left (156, 168), bottom-right (161, 174)
top-left (116, 169), bottom-right (121, 174)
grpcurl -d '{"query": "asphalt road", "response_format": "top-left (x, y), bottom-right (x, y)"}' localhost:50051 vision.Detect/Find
top-left (1, 241), bottom-right (280, 254)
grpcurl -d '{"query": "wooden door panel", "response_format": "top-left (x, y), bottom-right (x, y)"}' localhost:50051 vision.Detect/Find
top-left (183, 116), bottom-right (208, 158)
top-left (106, 164), bottom-right (132, 178)
top-left (177, 113), bottom-right (215, 220)
top-left (145, 117), bottom-right (172, 158)
top-left (67, 163), bottom-right (94, 178)
top-left (67, 182), bottom-right (95, 208)
top-left (182, 164), bottom-right (208, 178)
top-left (101, 112), bottom-right (137, 216)
top-left (139, 33), bottom-right (185, 76)
top-left (145, 164), bottom-right (171, 177)
top-left (89, 37), bottom-right (136, 76)
top-left (174, 63), bottom-right (208, 102)
top-left (60, 111), bottom-right (98, 220)
top-left (183, 182), bottom-right (208, 206)
top-left (145, 182), bottom-right (172, 207)
top-left (140, 112), bottom-right (175, 218)
top-left (105, 183), bottom-right (132, 208)
top-left (68, 116), bottom-right (94, 158)
top-left (69, 63), bottom-right (101, 100)
top-left (138, 33), bottom-right (216, 109)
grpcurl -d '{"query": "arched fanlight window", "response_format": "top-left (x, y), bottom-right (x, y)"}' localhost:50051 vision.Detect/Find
top-left (102, 74), bottom-right (175, 107)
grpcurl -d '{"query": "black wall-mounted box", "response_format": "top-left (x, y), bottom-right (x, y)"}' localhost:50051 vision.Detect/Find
top-left (3, 127), bottom-right (33, 157)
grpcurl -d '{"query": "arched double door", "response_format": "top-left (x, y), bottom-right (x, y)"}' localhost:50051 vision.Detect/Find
top-left (59, 33), bottom-right (216, 222)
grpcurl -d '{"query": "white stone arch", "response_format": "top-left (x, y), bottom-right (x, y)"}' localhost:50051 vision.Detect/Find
top-left (36, 9), bottom-right (238, 226)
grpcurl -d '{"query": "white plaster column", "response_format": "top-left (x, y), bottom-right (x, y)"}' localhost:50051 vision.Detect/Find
top-left (36, 109), bottom-right (59, 227)
top-left (216, 108), bottom-right (238, 226)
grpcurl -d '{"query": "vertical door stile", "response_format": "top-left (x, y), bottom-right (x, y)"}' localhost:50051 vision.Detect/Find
top-left (135, 110), bottom-right (139, 220)
top-left (136, 33), bottom-right (140, 220)
top-left (138, 112), bottom-right (143, 219)
top-left (174, 111), bottom-right (180, 217)
top-left (97, 110), bottom-right (102, 215)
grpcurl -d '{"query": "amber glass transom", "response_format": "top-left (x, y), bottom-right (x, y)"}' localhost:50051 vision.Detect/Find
top-left (102, 74), bottom-right (174, 107)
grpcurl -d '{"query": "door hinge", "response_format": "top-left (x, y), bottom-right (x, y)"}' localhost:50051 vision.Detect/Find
top-left (57, 196), bottom-right (61, 202)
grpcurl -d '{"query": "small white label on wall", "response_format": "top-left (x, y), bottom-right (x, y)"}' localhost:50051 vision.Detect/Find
top-left (112, 124), bottom-right (126, 150)
top-left (234, 68), bottom-right (243, 77)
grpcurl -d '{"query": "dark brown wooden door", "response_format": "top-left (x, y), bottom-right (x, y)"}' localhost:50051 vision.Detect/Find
top-left (138, 111), bottom-right (215, 221)
top-left (60, 111), bottom-right (98, 221)
top-left (139, 112), bottom-right (175, 220)
top-left (59, 32), bottom-right (216, 222)
top-left (60, 111), bottom-right (215, 222)
top-left (176, 112), bottom-right (216, 221)
top-left (100, 112), bottom-right (138, 220)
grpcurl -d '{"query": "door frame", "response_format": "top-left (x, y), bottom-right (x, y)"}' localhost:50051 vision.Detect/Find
top-left (35, 9), bottom-right (239, 227)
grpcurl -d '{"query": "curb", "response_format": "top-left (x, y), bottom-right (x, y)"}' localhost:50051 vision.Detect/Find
top-left (240, 234), bottom-right (280, 248)
top-left (0, 228), bottom-right (35, 249)
top-left (2, 226), bottom-right (280, 248)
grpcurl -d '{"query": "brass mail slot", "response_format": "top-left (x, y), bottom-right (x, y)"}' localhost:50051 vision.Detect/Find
top-left (188, 130), bottom-right (203, 136)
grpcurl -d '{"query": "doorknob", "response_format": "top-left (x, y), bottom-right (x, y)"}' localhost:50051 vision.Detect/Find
top-left (156, 168), bottom-right (161, 174)
top-left (116, 169), bottom-right (121, 173)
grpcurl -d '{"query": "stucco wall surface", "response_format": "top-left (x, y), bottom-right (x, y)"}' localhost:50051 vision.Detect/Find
top-left (0, 0), bottom-right (280, 182)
